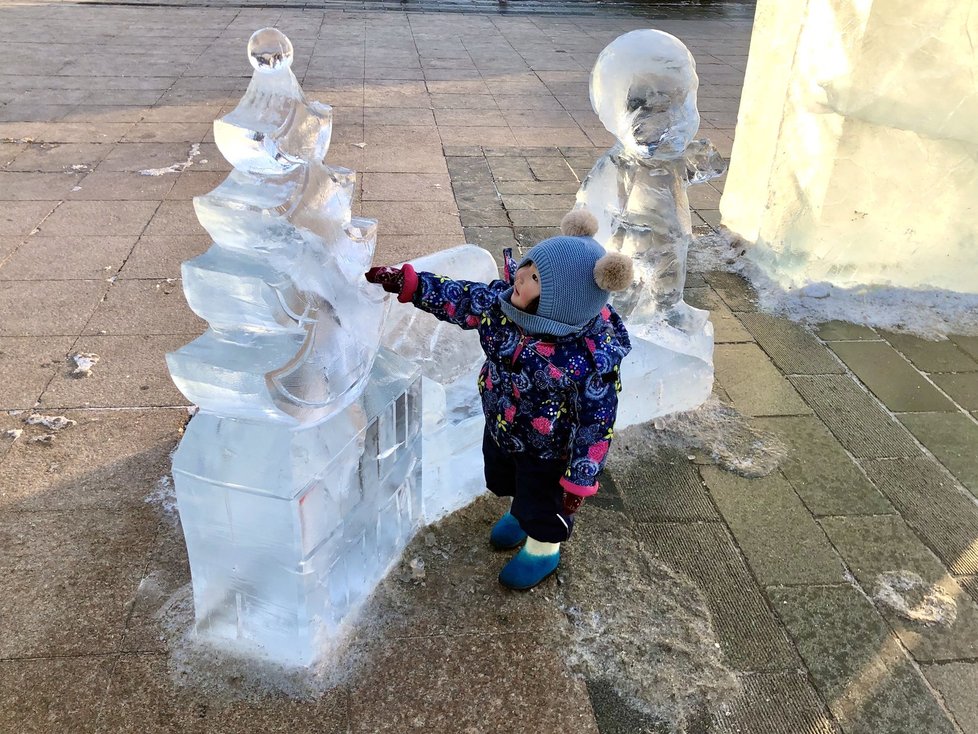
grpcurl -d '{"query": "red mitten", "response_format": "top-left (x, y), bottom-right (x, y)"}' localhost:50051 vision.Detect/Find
top-left (365, 266), bottom-right (404, 294)
top-left (562, 491), bottom-right (585, 516)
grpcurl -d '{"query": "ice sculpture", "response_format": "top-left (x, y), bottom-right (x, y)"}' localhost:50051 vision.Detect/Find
top-left (166, 29), bottom-right (424, 666)
top-left (721, 1), bottom-right (978, 294)
top-left (381, 245), bottom-right (499, 521)
top-left (577, 30), bottom-right (725, 423)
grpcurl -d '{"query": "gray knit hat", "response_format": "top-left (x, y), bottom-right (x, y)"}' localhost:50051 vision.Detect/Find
top-left (500, 210), bottom-right (633, 337)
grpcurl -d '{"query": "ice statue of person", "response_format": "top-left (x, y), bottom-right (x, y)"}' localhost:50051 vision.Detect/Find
top-left (365, 211), bottom-right (633, 590)
top-left (577, 29), bottom-right (725, 332)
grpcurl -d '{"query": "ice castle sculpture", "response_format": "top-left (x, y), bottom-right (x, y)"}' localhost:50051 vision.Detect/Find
top-left (166, 29), bottom-right (425, 666)
top-left (577, 30), bottom-right (726, 423)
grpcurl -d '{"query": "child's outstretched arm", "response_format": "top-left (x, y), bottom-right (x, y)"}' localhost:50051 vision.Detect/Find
top-left (560, 366), bottom-right (623, 506)
top-left (365, 264), bottom-right (507, 330)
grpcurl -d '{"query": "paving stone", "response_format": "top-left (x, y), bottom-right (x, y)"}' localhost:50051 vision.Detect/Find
top-left (768, 584), bottom-right (957, 734)
top-left (83, 279), bottom-right (199, 336)
top-left (363, 144), bottom-right (447, 173)
top-left (0, 171), bottom-right (83, 200)
top-left (789, 375), bottom-right (921, 459)
top-left (710, 672), bottom-right (838, 734)
top-left (38, 200), bottom-right (160, 237)
top-left (97, 142), bottom-right (200, 172)
top-left (752, 416), bottom-right (893, 516)
top-left (861, 457), bottom-right (978, 575)
top-left (5, 142), bottom-right (113, 172)
top-left (684, 287), bottom-right (752, 343)
top-left (898, 412), bottom-right (978, 498)
top-left (98, 653), bottom-right (351, 734)
top-left (486, 156), bottom-right (534, 182)
top-left (348, 633), bottom-right (598, 734)
top-left (714, 343), bottom-right (811, 417)
top-left (494, 179), bottom-right (580, 195)
top-left (509, 208), bottom-right (571, 228)
top-left (461, 226), bottom-right (517, 251)
top-left (500, 193), bottom-right (576, 211)
top-left (585, 678), bottom-right (665, 734)
top-left (68, 170), bottom-right (176, 200)
top-left (360, 172), bottom-right (454, 203)
top-left (164, 170), bottom-right (227, 200)
top-left (703, 270), bottom-right (758, 312)
top-left (738, 312), bottom-right (844, 375)
top-left (930, 372), bottom-right (978, 411)
top-left (922, 663), bottom-right (978, 734)
top-left (0, 235), bottom-right (137, 280)
top-left (0, 408), bottom-right (185, 512)
top-left (0, 200), bottom-right (57, 236)
top-left (0, 336), bottom-right (74, 410)
top-left (611, 450), bottom-right (719, 522)
top-left (702, 466), bottom-right (844, 584)
top-left (0, 657), bottom-right (112, 734)
top-left (950, 335), bottom-right (978, 361)
top-left (118, 236), bottom-right (210, 279)
top-left (454, 192), bottom-right (502, 212)
top-left (514, 226), bottom-right (561, 248)
top-left (882, 331), bottom-right (978, 373)
top-left (638, 523), bottom-right (799, 672)
top-left (829, 341), bottom-right (956, 412)
top-left (39, 334), bottom-right (191, 409)
top-left (0, 562), bottom-right (143, 657)
top-left (526, 156), bottom-right (578, 181)
top-left (821, 515), bottom-right (978, 662)
top-left (122, 122), bottom-right (210, 144)
top-left (960, 576), bottom-right (978, 605)
top-left (0, 279), bottom-right (109, 337)
top-left (440, 126), bottom-right (518, 147)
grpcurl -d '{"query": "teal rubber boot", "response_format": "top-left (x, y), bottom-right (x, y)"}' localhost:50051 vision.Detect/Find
top-left (499, 538), bottom-right (560, 590)
top-left (489, 512), bottom-right (527, 550)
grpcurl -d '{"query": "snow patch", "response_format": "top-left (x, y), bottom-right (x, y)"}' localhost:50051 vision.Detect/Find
top-left (139, 143), bottom-right (201, 176)
top-left (24, 413), bottom-right (76, 431)
top-left (70, 352), bottom-right (100, 377)
top-left (146, 474), bottom-right (179, 520)
top-left (3, 429), bottom-right (23, 441)
top-left (614, 395), bottom-right (785, 478)
top-left (873, 571), bottom-right (958, 626)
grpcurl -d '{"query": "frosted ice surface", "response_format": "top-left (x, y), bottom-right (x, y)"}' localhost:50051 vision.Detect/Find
top-left (577, 30), bottom-right (724, 423)
top-left (721, 1), bottom-right (978, 295)
top-left (382, 245), bottom-right (498, 520)
top-left (166, 29), bottom-right (424, 667)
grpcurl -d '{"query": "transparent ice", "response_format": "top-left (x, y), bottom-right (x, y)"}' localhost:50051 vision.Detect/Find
top-left (167, 29), bottom-right (425, 667)
top-left (577, 30), bottom-right (725, 423)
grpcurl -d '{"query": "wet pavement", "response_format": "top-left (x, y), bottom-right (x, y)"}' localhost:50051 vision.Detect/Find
top-left (2, 1), bottom-right (977, 732)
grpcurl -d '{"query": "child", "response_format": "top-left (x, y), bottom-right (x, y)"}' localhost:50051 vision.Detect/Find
top-left (365, 210), bottom-right (632, 590)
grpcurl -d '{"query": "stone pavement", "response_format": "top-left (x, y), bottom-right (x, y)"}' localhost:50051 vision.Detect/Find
top-left (2, 2), bottom-right (978, 733)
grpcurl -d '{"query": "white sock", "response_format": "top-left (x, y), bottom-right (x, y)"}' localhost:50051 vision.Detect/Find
top-left (524, 538), bottom-right (560, 556)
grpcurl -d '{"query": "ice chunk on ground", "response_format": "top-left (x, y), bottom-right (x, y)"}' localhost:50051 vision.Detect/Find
top-left (24, 414), bottom-right (76, 431)
top-left (873, 571), bottom-right (958, 627)
top-left (70, 352), bottom-right (99, 377)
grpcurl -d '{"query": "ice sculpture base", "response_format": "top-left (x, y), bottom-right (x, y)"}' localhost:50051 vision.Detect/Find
top-left (172, 349), bottom-right (422, 667)
top-left (617, 315), bottom-right (714, 427)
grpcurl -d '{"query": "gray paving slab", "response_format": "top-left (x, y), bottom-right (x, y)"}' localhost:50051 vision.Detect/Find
top-left (882, 331), bottom-right (978, 374)
top-left (789, 375), bottom-right (921, 459)
top-left (768, 584), bottom-right (958, 734)
top-left (861, 457), bottom-right (978, 576)
top-left (585, 678), bottom-right (666, 734)
top-left (710, 672), bottom-right (838, 734)
top-left (0, 278), bottom-right (110, 337)
top-left (820, 515), bottom-right (978, 662)
top-left (0, 336), bottom-right (74, 410)
top-left (960, 576), bottom-right (978, 605)
top-left (684, 286), bottom-right (753, 343)
top-left (118, 236), bottom-right (210, 280)
top-left (738, 312), bottom-right (844, 375)
top-left (922, 663), bottom-right (978, 734)
top-left (897, 412), bottom-right (978, 498)
top-left (930, 372), bottom-right (978, 411)
top-left (751, 416), bottom-right (893, 517)
top-left (610, 449), bottom-right (719, 522)
top-left (0, 200), bottom-right (57, 236)
top-left (829, 341), bottom-right (957, 413)
top-left (638, 522), bottom-right (799, 672)
top-left (714, 343), bottom-right (811, 417)
top-left (0, 657), bottom-right (113, 734)
top-left (0, 235), bottom-right (137, 280)
top-left (701, 466), bottom-right (845, 585)
top-left (702, 270), bottom-right (758, 312)
top-left (951, 335), bottom-right (978, 362)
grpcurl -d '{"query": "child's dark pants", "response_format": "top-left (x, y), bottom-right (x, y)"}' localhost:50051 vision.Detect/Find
top-left (482, 430), bottom-right (574, 543)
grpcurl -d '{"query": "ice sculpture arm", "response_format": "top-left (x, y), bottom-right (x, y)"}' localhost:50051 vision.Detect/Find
top-left (684, 139), bottom-right (727, 184)
top-left (408, 270), bottom-right (510, 331)
top-left (561, 364), bottom-right (623, 497)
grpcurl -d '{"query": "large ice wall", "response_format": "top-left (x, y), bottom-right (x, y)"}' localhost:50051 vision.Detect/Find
top-left (721, 0), bottom-right (978, 294)
top-left (166, 29), bottom-right (423, 667)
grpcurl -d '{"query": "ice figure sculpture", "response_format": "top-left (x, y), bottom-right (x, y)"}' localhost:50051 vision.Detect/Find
top-left (382, 245), bottom-right (499, 520)
top-left (720, 0), bottom-right (978, 294)
top-left (577, 30), bottom-right (726, 423)
top-left (166, 29), bottom-right (423, 666)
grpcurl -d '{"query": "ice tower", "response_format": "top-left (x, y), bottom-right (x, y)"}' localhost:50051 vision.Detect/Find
top-left (577, 30), bottom-right (726, 423)
top-left (166, 29), bottom-right (423, 666)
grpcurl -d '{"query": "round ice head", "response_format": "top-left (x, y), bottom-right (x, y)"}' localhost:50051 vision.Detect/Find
top-left (590, 30), bottom-right (700, 159)
top-left (248, 28), bottom-right (294, 72)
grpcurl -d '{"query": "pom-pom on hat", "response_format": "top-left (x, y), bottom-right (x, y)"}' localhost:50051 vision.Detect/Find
top-left (500, 209), bottom-right (634, 337)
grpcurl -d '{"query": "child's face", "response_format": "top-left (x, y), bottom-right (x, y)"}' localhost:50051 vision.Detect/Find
top-left (512, 262), bottom-right (541, 311)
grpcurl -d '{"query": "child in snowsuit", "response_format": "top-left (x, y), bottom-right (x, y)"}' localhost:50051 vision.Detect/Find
top-left (365, 210), bottom-right (633, 590)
